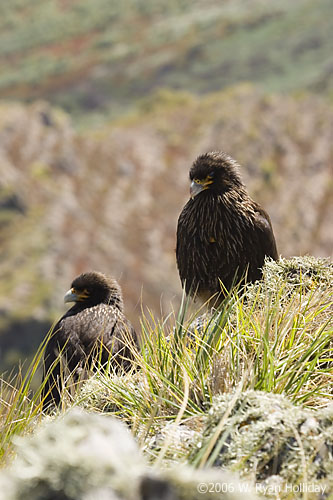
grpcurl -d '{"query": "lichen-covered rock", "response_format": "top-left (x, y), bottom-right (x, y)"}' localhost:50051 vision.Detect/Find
top-left (195, 391), bottom-right (333, 498)
top-left (248, 256), bottom-right (333, 300)
top-left (262, 256), bottom-right (332, 289)
top-left (0, 408), bottom-right (258, 500)
top-left (144, 421), bottom-right (201, 464)
top-left (0, 409), bottom-right (142, 500)
top-left (78, 372), bottom-right (146, 416)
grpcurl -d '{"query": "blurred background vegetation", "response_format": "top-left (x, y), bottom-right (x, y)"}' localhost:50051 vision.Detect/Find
top-left (0, 0), bottom-right (332, 374)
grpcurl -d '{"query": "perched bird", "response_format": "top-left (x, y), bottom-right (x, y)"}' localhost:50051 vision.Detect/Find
top-left (42, 271), bottom-right (138, 410)
top-left (176, 151), bottom-right (278, 303)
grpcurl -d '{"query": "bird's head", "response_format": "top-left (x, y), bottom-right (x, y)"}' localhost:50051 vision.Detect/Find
top-left (189, 151), bottom-right (244, 198)
top-left (64, 271), bottom-right (124, 310)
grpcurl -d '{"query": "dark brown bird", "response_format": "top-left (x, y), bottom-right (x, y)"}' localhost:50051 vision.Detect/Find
top-left (42, 271), bottom-right (138, 410)
top-left (176, 151), bottom-right (278, 303)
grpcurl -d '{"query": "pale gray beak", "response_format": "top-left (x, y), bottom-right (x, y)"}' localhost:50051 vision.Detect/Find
top-left (64, 288), bottom-right (78, 303)
top-left (190, 180), bottom-right (204, 198)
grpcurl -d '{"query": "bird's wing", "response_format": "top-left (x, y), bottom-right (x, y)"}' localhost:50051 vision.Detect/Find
top-left (41, 316), bottom-right (86, 410)
top-left (66, 304), bottom-right (138, 370)
top-left (253, 203), bottom-right (278, 260)
top-left (176, 201), bottom-right (208, 293)
top-left (100, 307), bottom-right (138, 369)
top-left (41, 321), bottom-right (64, 409)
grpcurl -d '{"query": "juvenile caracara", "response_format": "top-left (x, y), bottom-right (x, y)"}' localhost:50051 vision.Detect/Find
top-left (176, 151), bottom-right (278, 303)
top-left (42, 271), bottom-right (138, 411)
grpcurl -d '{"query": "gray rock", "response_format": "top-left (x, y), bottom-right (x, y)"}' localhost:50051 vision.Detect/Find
top-left (1, 409), bottom-right (142, 500)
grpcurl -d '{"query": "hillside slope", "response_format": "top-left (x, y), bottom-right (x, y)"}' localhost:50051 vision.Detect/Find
top-left (0, 85), bottom-right (332, 369)
top-left (0, 0), bottom-right (332, 121)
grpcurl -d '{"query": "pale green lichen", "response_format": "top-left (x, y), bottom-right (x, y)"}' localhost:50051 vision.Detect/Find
top-left (195, 391), bottom-right (333, 497)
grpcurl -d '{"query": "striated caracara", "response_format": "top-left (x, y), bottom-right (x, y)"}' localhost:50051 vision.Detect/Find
top-left (42, 271), bottom-right (138, 411)
top-left (176, 151), bottom-right (278, 303)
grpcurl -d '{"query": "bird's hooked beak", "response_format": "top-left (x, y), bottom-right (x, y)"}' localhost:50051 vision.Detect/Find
top-left (64, 288), bottom-right (90, 303)
top-left (190, 181), bottom-right (204, 198)
top-left (64, 288), bottom-right (78, 303)
top-left (190, 176), bottom-right (213, 199)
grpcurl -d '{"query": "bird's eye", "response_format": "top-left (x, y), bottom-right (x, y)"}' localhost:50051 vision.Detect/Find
top-left (79, 288), bottom-right (90, 300)
top-left (193, 178), bottom-right (202, 184)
